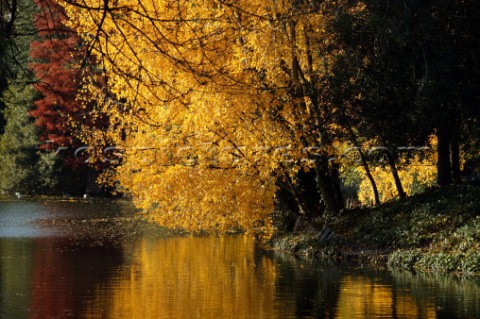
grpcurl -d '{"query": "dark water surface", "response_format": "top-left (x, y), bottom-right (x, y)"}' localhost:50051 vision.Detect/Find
top-left (0, 199), bottom-right (479, 319)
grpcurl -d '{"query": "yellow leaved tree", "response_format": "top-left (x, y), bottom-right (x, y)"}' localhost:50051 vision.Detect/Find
top-left (61, 0), bottom-right (355, 234)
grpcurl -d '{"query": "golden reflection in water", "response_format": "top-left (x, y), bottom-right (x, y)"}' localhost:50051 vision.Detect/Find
top-left (335, 276), bottom-right (437, 319)
top-left (85, 236), bottom-right (279, 319)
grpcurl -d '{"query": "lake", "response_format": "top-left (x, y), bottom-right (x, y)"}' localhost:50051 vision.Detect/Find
top-left (0, 198), bottom-right (479, 319)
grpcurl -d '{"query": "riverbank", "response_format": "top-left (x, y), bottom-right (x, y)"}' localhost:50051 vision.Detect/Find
top-left (271, 183), bottom-right (480, 274)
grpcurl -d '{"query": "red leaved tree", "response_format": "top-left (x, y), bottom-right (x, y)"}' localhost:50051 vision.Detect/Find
top-left (30, 0), bottom-right (80, 153)
top-left (30, 0), bottom-right (110, 164)
top-left (30, 0), bottom-right (110, 193)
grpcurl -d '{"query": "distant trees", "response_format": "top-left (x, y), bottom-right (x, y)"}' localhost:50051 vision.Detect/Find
top-left (0, 83), bottom-right (41, 192)
top-left (0, 0), bottom-right (20, 132)
top-left (0, 0), bottom-right (105, 194)
top-left (28, 0), bottom-right (107, 194)
top-left (30, 0), bottom-right (96, 167)
top-left (0, 0), bottom-right (44, 193)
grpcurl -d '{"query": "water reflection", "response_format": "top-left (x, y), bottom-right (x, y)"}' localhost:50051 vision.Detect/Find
top-left (85, 237), bottom-right (277, 319)
top-left (1, 200), bottom-right (480, 319)
top-left (0, 239), bottom-right (33, 319)
top-left (84, 237), bottom-right (480, 319)
top-left (336, 276), bottom-right (436, 318)
top-left (30, 238), bottom-right (123, 319)
top-left (0, 237), bottom-right (123, 319)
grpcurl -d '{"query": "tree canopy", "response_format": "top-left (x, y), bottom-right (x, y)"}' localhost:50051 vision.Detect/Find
top-left (49, 0), bottom-right (480, 234)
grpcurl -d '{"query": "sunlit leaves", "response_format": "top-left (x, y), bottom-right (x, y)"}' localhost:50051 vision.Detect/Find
top-left (61, 0), bottom-right (346, 233)
top-left (60, 0), bottom-right (446, 233)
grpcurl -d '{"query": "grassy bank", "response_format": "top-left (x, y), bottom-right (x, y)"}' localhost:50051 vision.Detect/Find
top-left (271, 183), bottom-right (480, 274)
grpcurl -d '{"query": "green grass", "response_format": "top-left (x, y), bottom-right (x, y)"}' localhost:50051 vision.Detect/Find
top-left (271, 183), bottom-right (480, 273)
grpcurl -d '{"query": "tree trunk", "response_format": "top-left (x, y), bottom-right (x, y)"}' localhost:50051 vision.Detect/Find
top-left (450, 139), bottom-right (461, 184)
top-left (274, 180), bottom-right (300, 232)
top-left (280, 171), bottom-right (310, 217)
top-left (386, 152), bottom-right (407, 199)
top-left (358, 148), bottom-right (380, 205)
top-left (347, 128), bottom-right (380, 205)
top-left (437, 125), bottom-right (453, 186)
top-left (315, 163), bottom-right (344, 215)
top-left (296, 168), bottom-right (323, 219)
top-left (278, 167), bottom-right (324, 220)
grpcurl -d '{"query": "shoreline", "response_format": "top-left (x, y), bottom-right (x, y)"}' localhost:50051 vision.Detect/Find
top-left (269, 183), bottom-right (480, 274)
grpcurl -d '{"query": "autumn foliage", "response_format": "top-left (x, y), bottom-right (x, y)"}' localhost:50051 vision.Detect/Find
top-left (60, 0), bottom-right (350, 234)
top-left (59, 0), bottom-right (480, 234)
top-left (29, 0), bottom-right (101, 168)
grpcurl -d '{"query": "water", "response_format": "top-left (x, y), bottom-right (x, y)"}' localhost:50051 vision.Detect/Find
top-left (0, 199), bottom-right (479, 319)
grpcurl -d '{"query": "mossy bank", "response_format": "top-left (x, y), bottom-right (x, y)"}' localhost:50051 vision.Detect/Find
top-left (270, 183), bottom-right (480, 274)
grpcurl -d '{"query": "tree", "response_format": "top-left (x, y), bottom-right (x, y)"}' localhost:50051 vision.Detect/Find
top-left (0, 0), bottom-right (19, 133)
top-left (31, 0), bottom-right (92, 165)
top-left (0, 0), bottom-right (45, 193)
top-left (60, 0), bottom-right (351, 234)
top-left (330, 0), bottom-right (480, 190)
top-left (0, 83), bottom-right (40, 192)
top-left (430, 0), bottom-right (480, 185)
